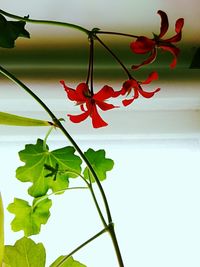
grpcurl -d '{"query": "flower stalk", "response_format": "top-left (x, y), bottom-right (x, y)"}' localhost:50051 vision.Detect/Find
top-left (0, 9), bottom-right (90, 35)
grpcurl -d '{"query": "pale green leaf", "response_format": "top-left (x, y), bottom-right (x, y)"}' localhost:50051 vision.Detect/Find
top-left (83, 148), bottom-right (114, 182)
top-left (7, 197), bottom-right (52, 236)
top-left (0, 111), bottom-right (52, 126)
top-left (16, 139), bottom-right (82, 197)
top-left (3, 237), bottom-right (45, 267)
top-left (50, 256), bottom-right (86, 267)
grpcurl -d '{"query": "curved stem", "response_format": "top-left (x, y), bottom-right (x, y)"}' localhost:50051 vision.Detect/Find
top-left (0, 9), bottom-right (90, 35)
top-left (0, 66), bottom-right (124, 267)
top-left (43, 125), bottom-right (54, 151)
top-left (95, 35), bottom-right (132, 79)
top-left (97, 30), bottom-right (139, 38)
top-left (0, 65), bottom-right (112, 222)
top-left (54, 227), bottom-right (108, 267)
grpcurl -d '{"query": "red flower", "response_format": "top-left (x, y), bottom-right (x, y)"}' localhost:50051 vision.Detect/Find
top-left (130, 10), bottom-right (184, 69)
top-left (60, 81), bottom-right (118, 128)
top-left (119, 72), bottom-right (160, 106)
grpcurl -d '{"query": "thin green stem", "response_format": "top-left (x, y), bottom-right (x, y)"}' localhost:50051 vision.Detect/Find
top-left (95, 35), bottom-right (132, 79)
top-left (97, 30), bottom-right (139, 38)
top-left (88, 182), bottom-right (107, 227)
top-left (54, 226), bottom-right (108, 267)
top-left (90, 38), bottom-right (94, 95)
top-left (109, 223), bottom-right (125, 267)
top-left (32, 187), bottom-right (88, 210)
top-left (0, 66), bottom-right (124, 267)
top-left (43, 126), bottom-right (54, 151)
top-left (80, 175), bottom-right (107, 227)
top-left (0, 9), bottom-right (90, 35)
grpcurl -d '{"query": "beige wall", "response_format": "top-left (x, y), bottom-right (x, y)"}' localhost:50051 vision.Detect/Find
top-left (1, 0), bottom-right (199, 43)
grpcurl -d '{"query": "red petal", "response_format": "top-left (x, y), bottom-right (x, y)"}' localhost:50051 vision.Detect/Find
top-left (160, 45), bottom-right (180, 68)
top-left (138, 85), bottom-right (160, 98)
top-left (60, 81), bottom-right (89, 102)
top-left (164, 18), bottom-right (184, 43)
top-left (60, 80), bottom-right (77, 101)
top-left (132, 48), bottom-right (157, 70)
top-left (175, 18), bottom-right (184, 33)
top-left (68, 111), bottom-right (89, 123)
top-left (75, 83), bottom-right (90, 101)
top-left (142, 72), bottom-right (159, 85)
top-left (90, 105), bottom-right (108, 128)
top-left (96, 101), bottom-right (117, 111)
top-left (122, 82), bottom-right (140, 106)
top-left (130, 37), bottom-right (155, 54)
top-left (157, 10), bottom-right (169, 38)
top-left (112, 89), bottom-right (124, 97)
top-left (122, 97), bottom-right (136, 106)
top-left (93, 85), bottom-right (115, 101)
top-left (122, 79), bottom-right (135, 93)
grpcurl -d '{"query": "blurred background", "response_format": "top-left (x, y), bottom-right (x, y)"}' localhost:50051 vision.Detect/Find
top-left (0, 0), bottom-right (199, 82)
top-left (0, 0), bottom-right (199, 137)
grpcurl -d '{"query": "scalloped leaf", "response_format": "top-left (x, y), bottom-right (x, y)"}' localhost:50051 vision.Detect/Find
top-left (50, 256), bottom-right (86, 267)
top-left (3, 237), bottom-right (46, 267)
top-left (0, 111), bottom-right (52, 126)
top-left (16, 139), bottom-right (82, 197)
top-left (83, 148), bottom-right (114, 182)
top-left (0, 14), bottom-right (30, 48)
top-left (7, 197), bottom-right (52, 236)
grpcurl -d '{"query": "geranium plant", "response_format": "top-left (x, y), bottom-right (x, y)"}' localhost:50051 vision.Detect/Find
top-left (0, 9), bottom-right (184, 267)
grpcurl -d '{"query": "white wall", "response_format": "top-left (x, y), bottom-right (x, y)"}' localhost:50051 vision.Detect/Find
top-left (1, 138), bottom-right (200, 267)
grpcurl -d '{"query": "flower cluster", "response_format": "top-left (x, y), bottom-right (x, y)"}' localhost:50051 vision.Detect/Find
top-left (130, 10), bottom-right (184, 69)
top-left (60, 10), bottom-right (184, 128)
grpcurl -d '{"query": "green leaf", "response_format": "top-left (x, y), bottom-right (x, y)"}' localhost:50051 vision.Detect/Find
top-left (0, 111), bottom-right (52, 126)
top-left (3, 237), bottom-right (45, 267)
top-left (50, 256), bottom-right (86, 267)
top-left (83, 148), bottom-right (114, 182)
top-left (16, 139), bottom-right (82, 197)
top-left (0, 14), bottom-right (30, 48)
top-left (7, 197), bottom-right (52, 236)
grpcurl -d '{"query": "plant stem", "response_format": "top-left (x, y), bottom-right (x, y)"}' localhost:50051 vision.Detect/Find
top-left (53, 227), bottom-right (108, 267)
top-left (109, 223), bottom-right (125, 267)
top-left (0, 66), bottom-right (124, 267)
top-left (90, 37), bottom-right (94, 95)
top-left (95, 35), bottom-right (132, 79)
top-left (43, 125), bottom-right (55, 151)
top-left (32, 187), bottom-right (88, 210)
top-left (88, 182), bottom-right (107, 227)
top-left (0, 9), bottom-right (90, 35)
top-left (97, 30), bottom-right (139, 38)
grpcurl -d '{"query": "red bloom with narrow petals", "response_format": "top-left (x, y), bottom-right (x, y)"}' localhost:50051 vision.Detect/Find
top-left (130, 10), bottom-right (184, 69)
top-left (119, 72), bottom-right (160, 106)
top-left (60, 81), bottom-right (118, 128)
